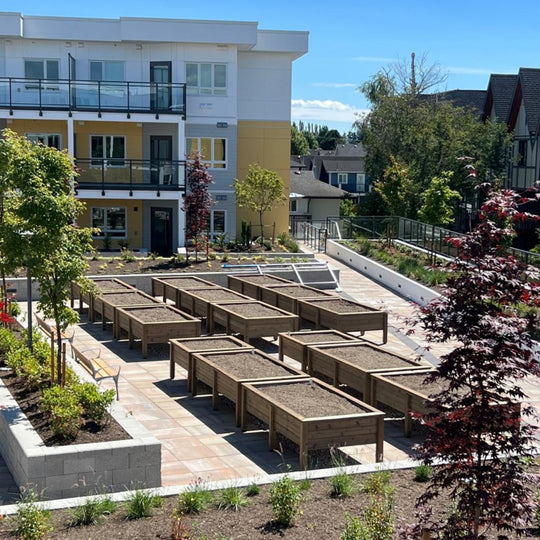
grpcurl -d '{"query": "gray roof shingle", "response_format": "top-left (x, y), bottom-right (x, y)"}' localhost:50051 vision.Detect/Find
top-left (290, 170), bottom-right (347, 198)
top-left (486, 74), bottom-right (517, 122)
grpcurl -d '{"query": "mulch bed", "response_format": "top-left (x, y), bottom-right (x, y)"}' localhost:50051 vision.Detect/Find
top-left (0, 370), bottom-right (130, 446)
top-left (320, 345), bottom-right (413, 369)
top-left (260, 381), bottom-right (367, 416)
top-left (1, 467), bottom-right (537, 539)
top-left (203, 351), bottom-right (295, 379)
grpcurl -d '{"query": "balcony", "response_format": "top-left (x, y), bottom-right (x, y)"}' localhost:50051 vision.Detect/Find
top-left (0, 78), bottom-right (186, 117)
top-left (75, 159), bottom-right (186, 194)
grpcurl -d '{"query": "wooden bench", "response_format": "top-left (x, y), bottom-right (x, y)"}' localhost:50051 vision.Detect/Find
top-left (34, 313), bottom-right (75, 347)
top-left (70, 344), bottom-right (120, 400)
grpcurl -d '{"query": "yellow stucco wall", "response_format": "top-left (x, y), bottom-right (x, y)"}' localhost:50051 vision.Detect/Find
top-left (6, 119), bottom-right (69, 149)
top-left (78, 198), bottom-right (144, 250)
top-left (236, 120), bottom-right (290, 238)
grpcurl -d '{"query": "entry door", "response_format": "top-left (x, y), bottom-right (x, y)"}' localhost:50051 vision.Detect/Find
top-left (150, 136), bottom-right (173, 184)
top-left (150, 61), bottom-right (171, 111)
top-left (150, 207), bottom-right (173, 256)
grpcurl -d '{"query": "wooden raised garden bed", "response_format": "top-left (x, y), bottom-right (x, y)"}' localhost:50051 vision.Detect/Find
top-left (241, 378), bottom-right (384, 468)
top-left (151, 276), bottom-right (217, 306)
top-left (371, 370), bottom-right (521, 437)
top-left (169, 336), bottom-right (254, 391)
top-left (208, 300), bottom-right (300, 343)
top-left (115, 304), bottom-right (201, 358)
top-left (92, 290), bottom-right (161, 331)
top-left (191, 349), bottom-right (306, 426)
top-left (70, 278), bottom-right (134, 318)
top-left (278, 329), bottom-right (359, 370)
top-left (307, 342), bottom-right (431, 403)
top-left (227, 273), bottom-right (293, 300)
top-left (260, 283), bottom-right (336, 314)
top-left (178, 287), bottom-right (253, 319)
top-left (297, 297), bottom-right (389, 344)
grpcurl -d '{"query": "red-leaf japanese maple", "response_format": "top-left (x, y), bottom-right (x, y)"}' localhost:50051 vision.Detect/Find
top-left (413, 188), bottom-right (540, 538)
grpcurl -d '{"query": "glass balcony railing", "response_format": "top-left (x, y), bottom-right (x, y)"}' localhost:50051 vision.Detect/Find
top-left (74, 159), bottom-right (186, 192)
top-left (0, 78), bottom-right (186, 116)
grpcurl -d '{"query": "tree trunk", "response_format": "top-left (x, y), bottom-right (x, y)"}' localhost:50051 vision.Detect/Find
top-left (259, 211), bottom-right (264, 245)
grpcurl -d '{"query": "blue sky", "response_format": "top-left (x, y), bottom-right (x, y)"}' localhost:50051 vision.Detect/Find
top-left (10, 1), bottom-right (540, 133)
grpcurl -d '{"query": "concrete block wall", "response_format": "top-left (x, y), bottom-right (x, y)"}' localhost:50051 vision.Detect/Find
top-left (0, 379), bottom-right (161, 500)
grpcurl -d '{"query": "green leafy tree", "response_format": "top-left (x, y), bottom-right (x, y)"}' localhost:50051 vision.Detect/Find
top-left (233, 164), bottom-right (286, 243)
top-left (374, 156), bottom-right (416, 217)
top-left (359, 55), bottom-right (512, 218)
top-left (291, 125), bottom-right (309, 155)
top-left (302, 129), bottom-right (318, 150)
top-left (317, 126), bottom-right (346, 151)
top-left (0, 130), bottom-right (93, 383)
top-left (418, 172), bottom-right (461, 226)
top-left (340, 198), bottom-right (357, 217)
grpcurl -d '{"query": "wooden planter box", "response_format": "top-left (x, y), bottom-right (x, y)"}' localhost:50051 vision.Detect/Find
top-left (115, 304), bottom-right (201, 358)
top-left (191, 349), bottom-right (306, 426)
top-left (241, 379), bottom-right (384, 468)
top-left (297, 297), bottom-right (389, 344)
top-left (371, 370), bottom-right (521, 437)
top-left (93, 290), bottom-right (161, 331)
top-left (151, 276), bottom-right (217, 306)
top-left (208, 300), bottom-right (300, 343)
top-left (178, 287), bottom-right (252, 319)
top-left (260, 283), bottom-right (336, 314)
top-left (227, 274), bottom-right (293, 300)
top-left (169, 336), bottom-right (254, 391)
top-left (278, 329), bottom-right (359, 370)
top-left (307, 342), bottom-right (431, 403)
top-left (70, 278), bottom-right (134, 319)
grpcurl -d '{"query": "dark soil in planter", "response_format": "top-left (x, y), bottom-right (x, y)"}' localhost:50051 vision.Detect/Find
top-left (319, 345), bottom-right (417, 370)
top-left (288, 331), bottom-right (354, 343)
top-left (223, 303), bottom-right (290, 318)
top-left (189, 288), bottom-right (247, 301)
top-left (270, 285), bottom-right (332, 297)
top-left (125, 306), bottom-right (190, 322)
top-left (308, 298), bottom-right (373, 313)
top-left (98, 292), bottom-right (157, 306)
top-left (175, 337), bottom-right (246, 351)
top-left (0, 370), bottom-right (130, 446)
top-left (203, 351), bottom-right (296, 379)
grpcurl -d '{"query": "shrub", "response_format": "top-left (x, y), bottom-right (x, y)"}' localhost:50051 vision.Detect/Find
top-left (68, 495), bottom-right (116, 527)
top-left (41, 385), bottom-right (82, 439)
top-left (330, 470), bottom-right (355, 499)
top-left (74, 382), bottom-right (115, 426)
top-left (5, 346), bottom-right (32, 378)
top-left (269, 471), bottom-right (303, 527)
top-left (217, 486), bottom-right (249, 511)
top-left (124, 488), bottom-right (162, 520)
top-left (277, 232), bottom-right (300, 253)
top-left (298, 477), bottom-right (312, 491)
top-left (414, 464), bottom-right (431, 483)
top-left (340, 512), bottom-right (363, 540)
top-left (14, 488), bottom-right (52, 540)
top-left (120, 248), bottom-right (136, 262)
top-left (360, 470), bottom-right (394, 497)
top-left (0, 326), bottom-right (18, 353)
top-left (246, 483), bottom-right (260, 497)
top-left (263, 239), bottom-right (273, 251)
top-left (177, 479), bottom-right (213, 514)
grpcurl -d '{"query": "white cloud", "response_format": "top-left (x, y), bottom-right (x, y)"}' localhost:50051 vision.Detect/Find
top-left (313, 82), bottom-right (357, 88)
top-left (447, 66), bottom-right (495, 75)
top-left (291, 99), bottom-right (369, 125)
top-left (354, 56), bottom-right (395, 63)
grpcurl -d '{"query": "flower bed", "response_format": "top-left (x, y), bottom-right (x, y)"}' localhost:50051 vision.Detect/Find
top-left (115, 304), bottom-right (201, 358)
top-left (241, 378), bottom-right (384, 468)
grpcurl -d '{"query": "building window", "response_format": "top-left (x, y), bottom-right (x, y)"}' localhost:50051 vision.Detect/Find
top-left (211, 210), bottom-right (226, 238)
top-left (518, 140), bottom-right (527, 167)
top-left (290, 200), bottom-right (297, 212)
top-left (337, 173), bottom-right (348, 185)
top-left (186, 63), bottom-right (227, 95)
top-left (89, 60), bottom-right (125, 82)
top-left (186, 137), bottom-right (226, 169)
top-left (356, 173), bottom-right (366, 192)
top-left (215, 194), bottom-right (228, 201)
top-left (24, 59), bottom-right (59, 80)
top-left (91, 135), bottom-right (126, 167)
top-left (91, 207), bottom-right (126, 237)
top-left (26, 133), bottom-right (62, 149)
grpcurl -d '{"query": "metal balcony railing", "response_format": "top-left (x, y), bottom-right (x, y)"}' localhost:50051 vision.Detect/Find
top-left (74, 159), bottom-right (186, 192)
top-left (0, 77), bottom-right (186, 117)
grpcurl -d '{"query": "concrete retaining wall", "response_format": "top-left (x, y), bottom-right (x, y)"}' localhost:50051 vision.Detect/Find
top-left (0, 380), bottom-right (161, 499)
top-left (326, 240), bottom-right (440, 306)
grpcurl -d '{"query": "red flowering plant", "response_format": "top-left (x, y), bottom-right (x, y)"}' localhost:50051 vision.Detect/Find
top-left (0, 300), bottom-right (15, 327)
top-left (408, 188), bottom-right (540, 538)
